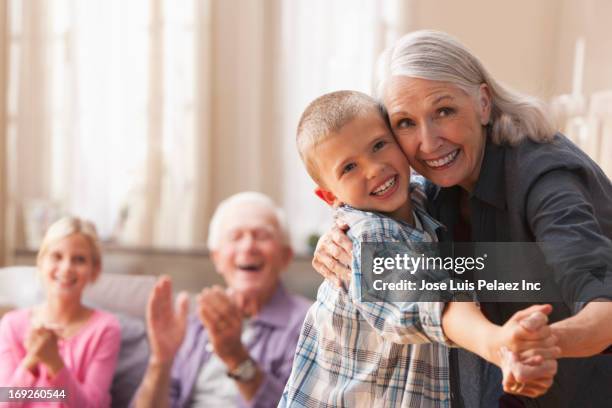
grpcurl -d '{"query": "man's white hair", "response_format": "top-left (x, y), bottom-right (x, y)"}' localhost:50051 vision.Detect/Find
top-left (207, 191), bottom-right (290, 251)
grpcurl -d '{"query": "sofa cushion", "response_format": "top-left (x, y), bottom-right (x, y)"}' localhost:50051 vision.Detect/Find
top-left (0, 265), bottom-right (156, 319)
top-left (111, 313), bottom-right (150, 408)
top-left (84, 273), bottom-right (157, 319)
top-left (0, 266), bottom-right (43, 308)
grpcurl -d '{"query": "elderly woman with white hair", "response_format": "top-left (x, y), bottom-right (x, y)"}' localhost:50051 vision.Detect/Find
top-left (313, 30), bottom-right (612, 407)
top-left (134, 192), bottom-right (311, 408)
top-left (0, 217), bottom-right (121, 407)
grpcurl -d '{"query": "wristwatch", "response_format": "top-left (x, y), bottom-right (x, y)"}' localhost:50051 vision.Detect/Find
top-left (227, 357), bottom-right (257, 382)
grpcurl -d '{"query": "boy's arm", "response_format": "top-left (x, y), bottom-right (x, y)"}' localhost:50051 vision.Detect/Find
top-left (550, 301), bottom-right (612, 357)
top-left (441, 302), bottom-right (556, 366)
top-left (346, 226), bottom-right (452, 345)
top-left (443, 302), bottom-right (561, 398)
top-left (346, 219), bottom-right (558, 355)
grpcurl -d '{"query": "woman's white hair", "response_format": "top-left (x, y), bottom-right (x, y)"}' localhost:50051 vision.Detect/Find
top-left (37, 216), bottom-right (103, 280)
top-left (207, 192), bottom-right (290, 251)
top-left (376, 30), bottom-right (555, 145)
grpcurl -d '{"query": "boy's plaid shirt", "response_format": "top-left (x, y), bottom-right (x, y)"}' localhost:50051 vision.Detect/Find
top-left (280, 186), bottom-right (454, 408)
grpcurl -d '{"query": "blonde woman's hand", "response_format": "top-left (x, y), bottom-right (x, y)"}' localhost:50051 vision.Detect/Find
top-left (23, 326), bottom-right (44, 373)
top-left (24, 326), bottom-right (64, 376)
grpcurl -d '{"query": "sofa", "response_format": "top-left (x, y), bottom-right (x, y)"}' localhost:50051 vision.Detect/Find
top-left (0, 266), bottom-right (157, 408)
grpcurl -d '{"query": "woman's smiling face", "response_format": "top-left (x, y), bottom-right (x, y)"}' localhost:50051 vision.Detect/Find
top-left (383, 76), bottom-right (492, 192)
top-left (38, 233), bottom-right (98, 301)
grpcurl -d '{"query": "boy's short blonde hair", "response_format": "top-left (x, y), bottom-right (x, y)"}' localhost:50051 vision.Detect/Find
top-left (296, 90), bottom-right (388, 185)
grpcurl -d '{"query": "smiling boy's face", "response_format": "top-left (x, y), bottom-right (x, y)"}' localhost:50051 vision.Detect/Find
top-left (314, 110), bottom-right (412, 220)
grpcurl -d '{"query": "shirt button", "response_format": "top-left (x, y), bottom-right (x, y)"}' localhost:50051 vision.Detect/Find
top-left (205, 342), bottom-right (214, 353)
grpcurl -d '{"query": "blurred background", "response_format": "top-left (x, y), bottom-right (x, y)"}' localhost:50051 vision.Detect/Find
top-left (0, 0), bottom-right (610, 295)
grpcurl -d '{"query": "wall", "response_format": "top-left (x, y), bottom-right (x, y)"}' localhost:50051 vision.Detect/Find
top-left (0, 0), bottom-right (9, 265)
top-left (553, 0), bottom-right (612, 96)
top-left (14, 247), bottom-right (322, 299)
top-left (409, 0), bottom-right (561, 99)
top-left (7, 0), bottom-right (611, 273)
top-left (408, 0), bottom-right (612, 101)
top-left (210, 0), bottom-right (283, 206)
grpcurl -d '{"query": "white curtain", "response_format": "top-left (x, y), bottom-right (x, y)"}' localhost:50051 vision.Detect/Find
top-left (589, 91), bottom-right (612, 177)
top-left (278, 0), bottom-right (409, 253)
top-left (8, 0), bottom-right (178, 248)
top-left (6, 0), bottom-right (409, 253)
top-left (0, 0), bottom-right (9, 265)
top-left (7, 0), bottom-right (289, 249)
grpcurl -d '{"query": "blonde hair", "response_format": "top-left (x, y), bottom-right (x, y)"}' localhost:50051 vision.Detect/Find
top-left (296, 90), bottom-right (387, 184)
top-left (37, 216), bottom-right (103, 280)
top-left (376, 30), bottom-right (555, 145)
top-left (207, 192), bottom-right (290, 250)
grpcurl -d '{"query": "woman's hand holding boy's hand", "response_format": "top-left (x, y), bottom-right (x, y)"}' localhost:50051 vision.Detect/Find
top-left (312, 220), bottom-right (353, 287)
top-left (495, 305), bottom-right (557, 357)
top-left (496, 304), bottom-right (560, 398)
top-left (500, 346), bottom-right (557, 398)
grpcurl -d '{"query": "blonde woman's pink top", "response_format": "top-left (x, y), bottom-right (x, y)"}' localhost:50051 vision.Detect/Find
top-left (0, 308), bottom-right (121, 407)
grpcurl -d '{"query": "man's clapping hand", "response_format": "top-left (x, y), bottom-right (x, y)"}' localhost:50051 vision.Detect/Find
top-left (147, 276), bottom-right (190, 366)
top-left (197, 286), bottom-right (250, 370)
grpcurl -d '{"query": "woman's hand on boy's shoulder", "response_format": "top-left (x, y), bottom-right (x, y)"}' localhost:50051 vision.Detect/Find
top-left (312, 220), bottom-right (353, 288)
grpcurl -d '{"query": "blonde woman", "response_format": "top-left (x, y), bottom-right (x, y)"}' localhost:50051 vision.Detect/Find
top-left (0, 217), bottom-right (120, 407)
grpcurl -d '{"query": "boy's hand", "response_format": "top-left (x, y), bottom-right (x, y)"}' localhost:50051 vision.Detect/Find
top-left (312, 220), bottom-right (352, 287)
top-left (490, 304), bottom-right (556, 363)
top-left (500, 347), bottom-right (558, 398)
top-left (497, 304), bottom-right (560, 398)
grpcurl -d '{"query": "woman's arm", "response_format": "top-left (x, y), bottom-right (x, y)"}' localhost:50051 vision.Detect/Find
top-left (312, 221), bottom-right (353, 287)
top-left (0, 310), bottom-right (40, 388)
top-left (47, 317), bottom-right (121, 408)
top-left (550, 301), bottom-right (612, 357)
top-left (527, 169), bottom-right (612, 356)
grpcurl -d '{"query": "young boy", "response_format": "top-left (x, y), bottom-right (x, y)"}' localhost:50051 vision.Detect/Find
top-left (280, 91), bottom-right (558, 407)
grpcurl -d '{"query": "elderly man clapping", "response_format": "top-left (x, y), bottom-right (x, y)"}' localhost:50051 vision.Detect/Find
top-left (134, 192), bottom-right (311, 408)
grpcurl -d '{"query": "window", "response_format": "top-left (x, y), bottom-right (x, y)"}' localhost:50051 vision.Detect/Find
top-left (7, 0), bottom-right (404, 253)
